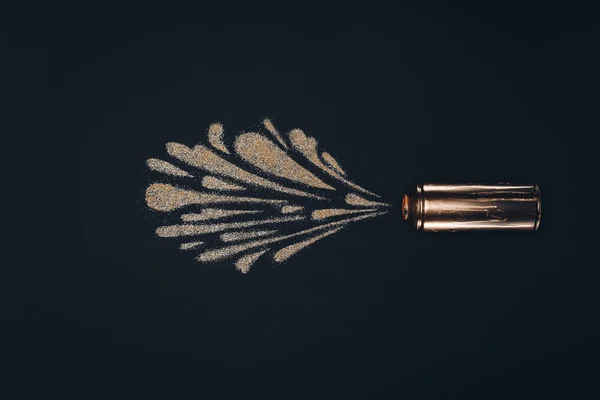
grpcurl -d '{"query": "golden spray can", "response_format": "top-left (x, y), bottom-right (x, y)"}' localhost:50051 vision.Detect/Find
top-left (402, 183), bottom-right (541, 231)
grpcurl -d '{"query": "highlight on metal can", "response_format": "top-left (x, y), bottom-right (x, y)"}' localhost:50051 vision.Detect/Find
top-left (402, 183), bottom-right (541, 232)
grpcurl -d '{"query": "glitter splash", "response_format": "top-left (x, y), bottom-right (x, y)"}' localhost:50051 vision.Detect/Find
top-left (166, 142), bottom-right (325, 200)
top-left (144, 119), bottom-right (391, 272)
top-left (235, 250), bottom-right (268, 274)
top-left (202, 176), bottom-right (246, 191)
top-left (156, 215), bottom-right (304, 237)
top-left (273, 227), bottom-right (343, 263)
top-left (288, 128), bottom-right (379, 197)
top-left (263, 118), bottom-right (288, 149)
top-left (145, 183), bottom-right (286, 212)
top-left (180, 241), bottom-right (203, 250)
top-left (181, 209), bottom-right (262, 222)
top-left (147, 158), bottom-right (192, 177)
top-left (281, 205), bottom-right (304, 214)
top-left (321, 152), bottom-right (346, 176)
top-left (345, 193), bottom-right (390, 208)
top-left (220, 229), bottom-right (278, 242)
top-left (197, 212), bottom-right (387, 263)
top-left (207, 122), bottom-right (229, 154)
top-left (234, 132), bottom-right (334, 190)
top-left (311, 208), bottom-right (377, 221)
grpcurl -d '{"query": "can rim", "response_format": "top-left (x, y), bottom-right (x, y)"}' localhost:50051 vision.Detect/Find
top-left (415, 184), bottom-right (424, 230)
top-left (534, 184), bottom-right (542, 230)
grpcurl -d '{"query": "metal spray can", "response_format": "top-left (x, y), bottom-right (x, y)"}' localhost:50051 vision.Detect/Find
top-left (402, 183), bottom-right (541, 231)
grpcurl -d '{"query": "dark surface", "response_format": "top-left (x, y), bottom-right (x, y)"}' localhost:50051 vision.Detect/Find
top-left (3, 2), bottom-right (592, 396)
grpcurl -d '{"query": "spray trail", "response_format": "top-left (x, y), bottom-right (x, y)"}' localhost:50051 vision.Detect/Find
top-left (144, 119), bottom-right (390, 273)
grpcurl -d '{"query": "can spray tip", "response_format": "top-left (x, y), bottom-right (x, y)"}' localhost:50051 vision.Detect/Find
top-left (402, 194), bottom-right (410, 221)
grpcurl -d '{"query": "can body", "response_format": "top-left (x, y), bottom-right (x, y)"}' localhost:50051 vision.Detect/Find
top-left (402, 183), bottom-right (541, 231)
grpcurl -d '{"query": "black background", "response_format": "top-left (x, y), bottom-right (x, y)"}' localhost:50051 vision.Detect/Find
top-left (3, 2), bottom-right (593, 396)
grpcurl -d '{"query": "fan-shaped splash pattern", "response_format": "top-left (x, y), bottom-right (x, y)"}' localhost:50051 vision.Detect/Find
top-left (144, 119), bottom-right (391, 273)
